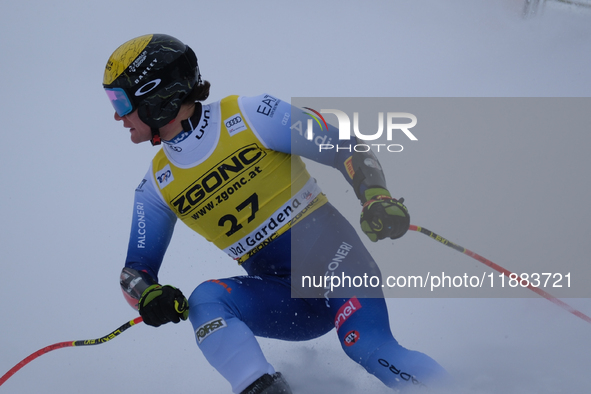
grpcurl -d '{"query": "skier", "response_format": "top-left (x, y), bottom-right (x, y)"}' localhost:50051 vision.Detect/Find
top-left (103, 34), bottom-right (450, 393)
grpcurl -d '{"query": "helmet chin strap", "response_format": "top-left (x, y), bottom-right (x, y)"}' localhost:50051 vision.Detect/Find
top-left (150, 127), bottom-right (162, 146)
top-left (149, 102), bottom-right (202, 146)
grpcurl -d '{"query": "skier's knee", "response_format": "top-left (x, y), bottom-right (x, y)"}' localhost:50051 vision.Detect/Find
top-left (189, 279), bottom-right (234, 307)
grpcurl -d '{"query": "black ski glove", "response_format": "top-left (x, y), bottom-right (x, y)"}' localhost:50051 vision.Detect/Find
top-left (360, 188), bottom-right (410, 242)
top-left (138, 284), bottom-right (189, 327)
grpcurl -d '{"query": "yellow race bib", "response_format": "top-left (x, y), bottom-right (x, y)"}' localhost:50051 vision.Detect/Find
top-left (152, 95), bottom-right (327, 261)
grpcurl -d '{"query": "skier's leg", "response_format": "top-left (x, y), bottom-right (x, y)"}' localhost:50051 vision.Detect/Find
top-left (188, 279), bottom-right (272, 393)
top-left (331, 296), bottom-right (451, 390)
top-left (291, 204), bottom-right (451, 390)
top-left (188, 274), bottom-right (333, 394)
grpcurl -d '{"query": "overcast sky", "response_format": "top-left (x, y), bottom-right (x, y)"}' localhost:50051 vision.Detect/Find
top-left (1, 1), bottom-right (590, 393)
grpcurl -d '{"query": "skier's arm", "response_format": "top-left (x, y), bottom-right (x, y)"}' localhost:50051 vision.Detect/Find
top-left (120, 173), bottom-right (177, 310)
top-left (241, 94), bottom-right (392, 199)
top-left (242, 94), bottom-right (409, 240)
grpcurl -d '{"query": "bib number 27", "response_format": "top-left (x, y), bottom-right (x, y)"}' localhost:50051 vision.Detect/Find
top-left (218, 193), bottom-right (259, 237)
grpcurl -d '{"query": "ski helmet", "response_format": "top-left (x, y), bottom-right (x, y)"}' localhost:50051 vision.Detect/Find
top-left (103, 34), bottom-right (202, 142)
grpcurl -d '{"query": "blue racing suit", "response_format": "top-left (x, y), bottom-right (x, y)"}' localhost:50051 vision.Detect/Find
top-left (119, 94), bottom-right (450, 392)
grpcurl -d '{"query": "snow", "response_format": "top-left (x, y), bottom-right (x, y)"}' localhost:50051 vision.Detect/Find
top-left (1, 1), bottom-right (590, 393)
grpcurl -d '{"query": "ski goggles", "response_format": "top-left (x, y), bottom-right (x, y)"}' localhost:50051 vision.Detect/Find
top-left (105, 87), bottom-right (134, 117)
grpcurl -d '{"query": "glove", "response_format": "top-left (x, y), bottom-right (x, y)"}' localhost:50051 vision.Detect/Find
top-left (360, 188), bottom-right (410, 242)
top-left (138, 284), bottom-right (190, 327)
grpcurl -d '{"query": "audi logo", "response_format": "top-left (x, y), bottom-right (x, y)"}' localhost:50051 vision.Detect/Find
top-left (225, 116), bottom-right (242, 128)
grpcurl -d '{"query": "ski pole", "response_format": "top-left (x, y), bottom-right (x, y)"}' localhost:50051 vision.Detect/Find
top-left (0, 316), bottom-right (143, 387)
top-left (409, 225), bottom-right (591, 325)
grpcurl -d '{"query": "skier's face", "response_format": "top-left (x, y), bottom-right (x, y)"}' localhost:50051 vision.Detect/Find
top-left (114, 110), bottom-right (152, 144)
